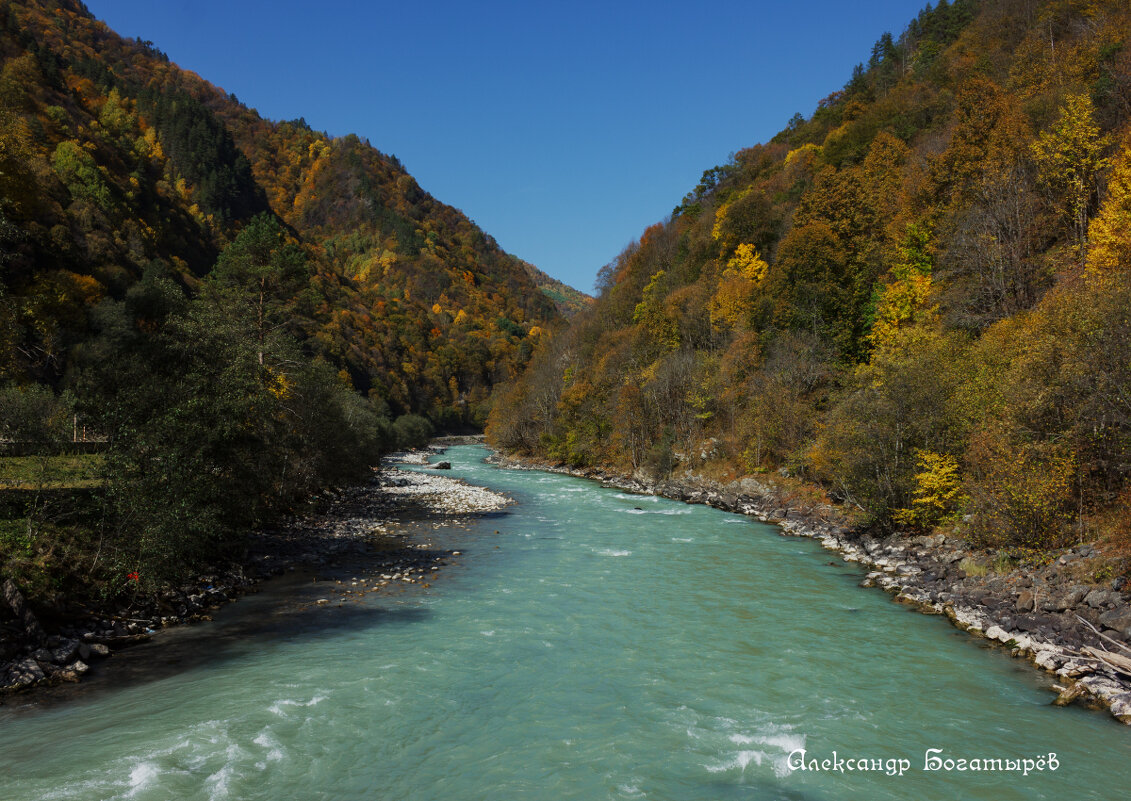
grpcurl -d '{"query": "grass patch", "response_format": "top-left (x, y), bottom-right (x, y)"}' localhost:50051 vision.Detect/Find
top-left (0, 454), bottom-right (105, 489)
top-left (991, 552), bottom-right (1016, 574)
top-left (959, 557), bottom-right (989, 577)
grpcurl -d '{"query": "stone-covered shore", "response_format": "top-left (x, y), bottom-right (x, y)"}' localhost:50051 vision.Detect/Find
top-left (0, 448), bottom-right (509, 698)
top-left (489, 453), bottom-right (1131, 726)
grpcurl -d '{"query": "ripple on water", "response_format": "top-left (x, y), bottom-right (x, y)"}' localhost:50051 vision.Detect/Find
top-left (267, 693), bottom-right (328, 717)
top-left (622, 507), bottom-right (691, 515)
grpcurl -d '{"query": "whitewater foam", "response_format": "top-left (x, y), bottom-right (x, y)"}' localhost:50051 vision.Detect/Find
top-left (268, 694), bottom-right (328, 716)
top-left (127, 762), bottom-right (159, 797)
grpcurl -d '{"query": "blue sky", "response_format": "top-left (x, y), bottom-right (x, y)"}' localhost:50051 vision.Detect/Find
top-left (84, 0), bottom-right (930, 293)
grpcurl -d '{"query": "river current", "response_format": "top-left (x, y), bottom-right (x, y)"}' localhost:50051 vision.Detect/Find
top-left (0, 445), bottom-right (1127, 800)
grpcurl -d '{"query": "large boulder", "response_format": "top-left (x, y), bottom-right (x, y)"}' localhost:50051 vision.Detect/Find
top-left (1040, 586), bottom-right (1088, 613)
top-left (1016, 590), bottom-right (1036, 612)
top-left (1097, 607), bottom-right (1131, 639)
top-left (4, 657), bottom-right (45, 688)
top-left (50, 639), bottom-right (80, 665)
top-left (1085, 588), bottom-right (1120, 609)
top-left (2, 579), bottom-right (45, 644)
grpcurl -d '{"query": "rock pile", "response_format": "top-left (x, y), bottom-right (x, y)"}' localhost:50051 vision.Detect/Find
top-left (375, 466), bottom-right (510, 514)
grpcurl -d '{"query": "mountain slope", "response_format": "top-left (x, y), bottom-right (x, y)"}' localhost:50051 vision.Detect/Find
top-left (0, 0), bottom-right (566, 425)
top-left (519, 260), bottom-right (594, 318)
top-left (489, 0), bottom-right (1131, 558)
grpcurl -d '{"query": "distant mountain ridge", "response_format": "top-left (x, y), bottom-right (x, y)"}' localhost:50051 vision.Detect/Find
top-left (518, 260), bottom-right (594, 318)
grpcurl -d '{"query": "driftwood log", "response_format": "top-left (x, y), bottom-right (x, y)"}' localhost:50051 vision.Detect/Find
top-left (1072, 614), bottom-right (1131, 680)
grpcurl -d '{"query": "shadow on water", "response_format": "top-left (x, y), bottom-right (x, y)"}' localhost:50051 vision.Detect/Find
top-left (477, 509), bottom-right (512, 519)
top-left (1, 569), bottom-right (433, 714)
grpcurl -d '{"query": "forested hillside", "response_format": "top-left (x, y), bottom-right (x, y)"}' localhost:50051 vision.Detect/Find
top-left (0, 0), bottom-right (562, 427)
top-left (490, 0), bottom-right (1131, 561)
top-left (0, 0), bottom-right (568, 600)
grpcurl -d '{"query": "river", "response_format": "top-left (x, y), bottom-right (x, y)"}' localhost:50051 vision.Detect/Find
top-left (0, 445), bottom-right (1126, 800)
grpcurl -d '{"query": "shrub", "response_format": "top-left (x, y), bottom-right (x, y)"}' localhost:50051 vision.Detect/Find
top-left (392, 414), bottom-right (434, 450)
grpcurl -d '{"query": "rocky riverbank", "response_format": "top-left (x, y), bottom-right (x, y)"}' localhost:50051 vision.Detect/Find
top-left (489, 453), bottom-right (1131, 726)
top-left (0, 449), bottom-right (509, 698)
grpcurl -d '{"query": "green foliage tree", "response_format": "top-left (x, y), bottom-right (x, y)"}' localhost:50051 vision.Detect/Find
top-left (52, 140), bottom-right (113, 212)
top-left (811, 325), bottom-right (965, 525)
top-left (80, 264), bottom-right (386, 586)
top-left (207, 214), bottom-right (310, 366)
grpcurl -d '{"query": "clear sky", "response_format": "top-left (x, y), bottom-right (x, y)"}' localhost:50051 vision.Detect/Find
top-left (83, 0), bottom-right (929, 293)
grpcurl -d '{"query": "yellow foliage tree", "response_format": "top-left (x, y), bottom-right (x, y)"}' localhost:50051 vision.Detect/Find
top-left (868, 223), bottom-right (936, 352)
top-left (709, 245), bottom-right (767, 330)
top-left (893, 450), bottom-right (964, 530)
top-left (633, 270), bottom-right (680, 350)
top-left (1087, 135), bottom-right (1131, 282)
top-left (726, 243), bottom-right (769, 281)
top-left (1031, 93), bottom-right (1110, 262)
top-left (711, 188), bottom-right (751, 241)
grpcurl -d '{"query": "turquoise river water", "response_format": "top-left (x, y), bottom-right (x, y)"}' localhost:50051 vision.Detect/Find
top-left (0, 445), bottom-right (1127, 800)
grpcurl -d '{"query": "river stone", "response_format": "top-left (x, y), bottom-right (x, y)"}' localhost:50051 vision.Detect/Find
top-left (58, 660), bottom-right (89, 683)
top-left (1111, 694), bottom-right (1131, 724)
top-left (31, 647), bottom-right (52, 663)
top-left (84, 642), bottom-right (111, 659)
top-left (1011, 634), bottom-right (1034, 652)
top-left (5, 657), bottom-right (45, 687)
top-left (1041, 586), bottom-right (1088, 613)
top-left (1016, 590), bottom-right (1035, 612)
top-left (1085, 589), bottom-right (1119, 609)
top-left (983, 625), bottom-right (1008, 642)
top-left (51, 639), bottom-right (80, 664)
top-left (433, 461), bottom-right (452, 470)
top-left (1097, 607), bottom-right (1131, 638)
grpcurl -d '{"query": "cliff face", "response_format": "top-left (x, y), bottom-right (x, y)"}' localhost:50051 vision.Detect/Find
top-left (489, 0), bottom-right (1131, 562)
top-left (0, 0), bottom-right (565, 424)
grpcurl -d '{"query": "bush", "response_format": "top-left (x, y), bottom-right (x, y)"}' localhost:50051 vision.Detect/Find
top-left (965, 430), bottom-right (1076, 549)
top-left (392, 414), bottom-right (434, 449)
top-left (0, 384), bottom-right (75, 452)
